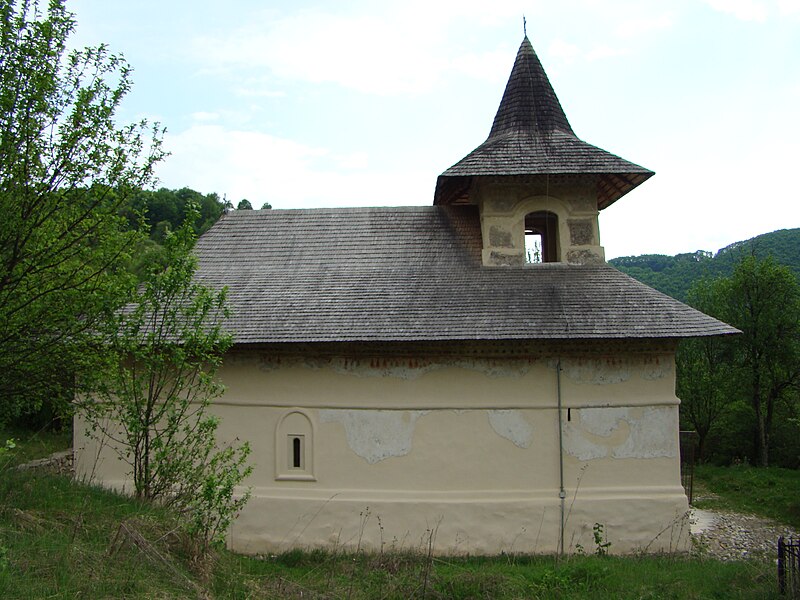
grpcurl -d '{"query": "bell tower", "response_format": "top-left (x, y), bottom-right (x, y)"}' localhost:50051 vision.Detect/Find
top-left (433, 37), bottom-right (654, 267)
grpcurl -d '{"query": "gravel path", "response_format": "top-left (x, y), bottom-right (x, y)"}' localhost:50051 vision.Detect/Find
top-left (690, 508), bottom-right (799, 561)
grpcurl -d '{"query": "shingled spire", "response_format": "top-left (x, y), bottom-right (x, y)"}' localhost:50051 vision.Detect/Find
top-left (488, 36), bottom-right (574, 139)
top-left (433, 37), bottom-right (654, 208)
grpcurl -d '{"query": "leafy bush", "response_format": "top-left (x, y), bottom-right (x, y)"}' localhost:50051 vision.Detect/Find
top-left (80, 210), bottom-right (251, 561)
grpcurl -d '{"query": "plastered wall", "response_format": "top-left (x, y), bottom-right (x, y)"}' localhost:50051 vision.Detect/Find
top-left (74, 342), bottom-right (691, 556)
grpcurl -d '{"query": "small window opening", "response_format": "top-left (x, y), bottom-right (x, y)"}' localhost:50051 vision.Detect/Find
top-left (525, 211), bottom-right (559, 263)
top-left (276, 411), bottom-right (314, 480)
top-left (290, 435), bottom-right (304, 469)
top-left (525, 232), bottom-right (543, 263)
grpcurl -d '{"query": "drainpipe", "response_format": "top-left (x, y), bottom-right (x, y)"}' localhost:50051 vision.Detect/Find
top-left (556, 358), bottom-right (566, 557)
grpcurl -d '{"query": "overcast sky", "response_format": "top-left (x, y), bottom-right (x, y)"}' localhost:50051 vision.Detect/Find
top-left (68, 0), bottom-right (800, 259)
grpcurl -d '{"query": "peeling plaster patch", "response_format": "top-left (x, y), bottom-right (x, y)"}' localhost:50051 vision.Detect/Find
top-left (319, 410), bottom-right (429, 464)
top-left (563, 407), bottom-right (677, 460)
top-left (562, 408), bottom-right (624, 460)
top-left (612, 407), bottom-right (677, 459)
top-left (640, 356), bottom-right (672, 381)
top-left (487, 410), bottom-right (533, 448)
top-left (489, 225), bottom-right (513, 248)
top-left (562, 422), bottom-right (607, 460)
top-left (567, 220), bottom-right (595, 245)
top-left (259, 356), bottom-right (536, 380)
top-left (579, 407), bottom-right (627, 436)
top-left (560, 358), bottom-right (631, 385)
top-left (490, 250), bottom-right (525, 266)
top-left (566, 249), bottom-right (603, 265)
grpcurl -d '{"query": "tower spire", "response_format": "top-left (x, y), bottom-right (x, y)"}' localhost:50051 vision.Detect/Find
top-left (433, 37), bottom-right (653, 208)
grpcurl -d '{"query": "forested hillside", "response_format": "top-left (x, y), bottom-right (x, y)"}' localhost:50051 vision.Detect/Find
top-left (611, 229), bottom-right (800, 468)
top-left (609, 228), bottom-right (800, 301)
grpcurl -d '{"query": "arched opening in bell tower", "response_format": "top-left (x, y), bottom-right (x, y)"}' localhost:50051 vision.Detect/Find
top-left (524, 211), bottom-right (559, 263)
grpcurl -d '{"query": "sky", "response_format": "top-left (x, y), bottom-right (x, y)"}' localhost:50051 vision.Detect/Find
top-left (67, 0), bottom-right (800, 259)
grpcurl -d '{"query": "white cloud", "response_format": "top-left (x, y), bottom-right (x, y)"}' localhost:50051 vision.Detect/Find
top-left (156, 125), bottom-right (430, 208)
top-left (451, 50), bottom-right (514, 84)
top-left (332, 152), bottom-right (369, 170)
top-left (549, 40), bottom-right (628, 64)
top-left (189, 1), bottom-right (543, 96)
top-left (158, 124), bottom-right (324, 201)
top-left (233, 88), bottom-right (286, 99)
top-left (602, 130), bottom-right (800, 259)
top-left (586, 45), bottom-right (628, 61)
top-left (191, 111), bottom-right (219, 122)
top-left (702, 0), bottom-right (799, 18)
top-left (186, 1), bottom-right (684, 97)
top-left (778, 0), bottom-right (800, 15)
top-left (704, 0), bottom-right (768, 22)
top-left (615, 13), bottom-right (674, 38)
top-left (548, 39), bottom-right (581, 63)
top-left (194, 10), bottom-right (448, 96)
top-left (399, 0), bottom-right (535, 26)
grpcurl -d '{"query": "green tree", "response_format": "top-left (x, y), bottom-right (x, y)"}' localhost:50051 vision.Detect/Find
top-left (236, 198), bottom-right (252, 210)
top-left (0, 0), bottom-right (164, 423)
top-left (610, 229), bottom-right (800, 302)
top-left (682, 255), bottom-right (800, 466)
top-left (196, 190), bottom-right (225, 232)
top-left (127, 187), bottom-right (225, 241)
top-left (677, 280), bottom-right (735, 459)
top-left (82, 212), bottom-right (251, 557)
top-left (260, 201), bottom-right (272, 210)
top-left (722, 255), bottom-right (800, 466)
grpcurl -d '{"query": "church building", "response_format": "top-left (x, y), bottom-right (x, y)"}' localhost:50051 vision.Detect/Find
top-left (76, 36), bottom-right (736, 555)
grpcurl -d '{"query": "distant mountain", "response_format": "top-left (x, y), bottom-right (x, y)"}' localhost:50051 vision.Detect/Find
top-left (608, 228), bottom-right (800, 302)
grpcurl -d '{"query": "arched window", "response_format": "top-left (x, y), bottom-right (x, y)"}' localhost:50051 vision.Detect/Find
top-left (292, 436), bottom-right (303, 469)
top-left (525, 211), bottom-right (559, 263)
top-left (275, 410), bottom-right (315, 481)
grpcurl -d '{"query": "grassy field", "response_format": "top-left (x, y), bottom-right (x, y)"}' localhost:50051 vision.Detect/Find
top-left (693, 464), bottom-right (800, 529)
top-left (0, 429), bottom-right (790, 599)
top-left (0, 426), bottom-right (71, 467)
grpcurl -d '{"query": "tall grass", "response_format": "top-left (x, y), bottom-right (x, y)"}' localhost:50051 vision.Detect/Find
top-left (0, 426), bottom-right (70, 468)
top-left (694, 464), bottom-right (800, 529)
top-left (0, 471), bottom-right (780, 598)
top-left (0, 430), bottom-right (785, 598)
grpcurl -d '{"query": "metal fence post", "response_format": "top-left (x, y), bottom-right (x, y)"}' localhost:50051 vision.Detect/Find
top-left (778, 536), bottom-right (800, 598)
top-left (679, 431), bottom-right (698, 504)
top-left (779, 536), bottom-right (786, 595)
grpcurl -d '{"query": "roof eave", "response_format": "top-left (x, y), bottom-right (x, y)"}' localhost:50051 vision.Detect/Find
top-left (433, 170), bottom-right (655, 208)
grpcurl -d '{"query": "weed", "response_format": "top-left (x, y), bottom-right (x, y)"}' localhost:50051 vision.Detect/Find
top-left (592, 523), bottom-right (611, 556)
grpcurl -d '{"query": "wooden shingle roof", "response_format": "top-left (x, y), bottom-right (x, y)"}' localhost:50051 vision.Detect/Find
top-left (194, 207), bottom-right (737, 344)
top-left (434, 37), bottom-right (654, 208)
